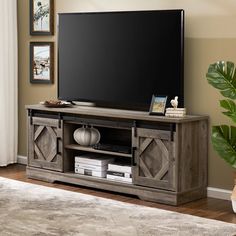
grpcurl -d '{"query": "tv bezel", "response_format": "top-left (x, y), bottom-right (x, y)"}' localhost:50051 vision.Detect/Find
top-left (57, 10), bottom-right (184, 110)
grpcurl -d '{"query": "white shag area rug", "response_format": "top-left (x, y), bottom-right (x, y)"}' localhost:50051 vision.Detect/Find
top-left (0, 177), bottom-right (236, 236)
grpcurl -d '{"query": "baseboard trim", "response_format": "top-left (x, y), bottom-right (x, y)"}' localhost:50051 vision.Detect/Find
top-left (207, 187), bottom-right (232, 201)
top-left (17, 155), bottom-right (27, 165)
top-left (16, 155), bottom-right (232, 201)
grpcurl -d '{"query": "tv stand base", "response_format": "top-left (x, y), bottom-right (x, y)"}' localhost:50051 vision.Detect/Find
top-left (26, 166), bottom-right (207, 206)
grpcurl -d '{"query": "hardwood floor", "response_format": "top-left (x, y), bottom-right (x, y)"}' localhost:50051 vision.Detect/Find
top-left (1, 164), bottom-right (236, 224)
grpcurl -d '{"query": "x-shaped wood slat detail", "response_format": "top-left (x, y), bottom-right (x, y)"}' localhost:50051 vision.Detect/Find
top-left (34, 125), bottom-right (57, 163)
top-left (139, 137), bottom-right (153, 156)
top-left (139, 158), bottom-right (153, 178)
top-left (154, 138), bottom-right (169, 162)
top-left (154, 162), bottom-right (169, 180)
top-left (34, 144), bottom-right (46, 161)
top-left (45, 126), bottom-right (57, 162)
top-left (34, 126), bottom-right (45, 141)
top-left (46, 126), bottom-right (57, 140)
top-left (34, 126), bottom-right (57, 141)
top-left (46, 145), bottom-right (57, 162)
top-left (139, 137), bottom-right (169, 180)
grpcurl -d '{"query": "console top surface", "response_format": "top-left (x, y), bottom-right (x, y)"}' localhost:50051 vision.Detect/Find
top-left (26, 104), bottom-right (208, 123)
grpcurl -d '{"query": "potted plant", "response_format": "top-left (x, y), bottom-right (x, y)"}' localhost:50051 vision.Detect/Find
top-left (206, 61), bottom-right (236, 212)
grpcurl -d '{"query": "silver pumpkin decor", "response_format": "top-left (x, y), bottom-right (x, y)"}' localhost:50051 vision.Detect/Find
top-left (73, 125), bottom-right (100, 146)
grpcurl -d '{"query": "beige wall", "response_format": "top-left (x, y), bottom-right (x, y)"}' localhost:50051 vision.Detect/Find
top-left (18, 0), bottom-right (236, 190)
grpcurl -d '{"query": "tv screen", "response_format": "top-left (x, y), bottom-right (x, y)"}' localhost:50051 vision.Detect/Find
top-left (58, 10), bottom-right (184, 110)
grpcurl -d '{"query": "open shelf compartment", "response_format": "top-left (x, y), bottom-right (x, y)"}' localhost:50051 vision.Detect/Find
top-left (63, 121), bottom-right (133, 184)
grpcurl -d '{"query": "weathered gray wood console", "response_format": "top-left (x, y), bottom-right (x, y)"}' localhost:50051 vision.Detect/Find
top-left (26, 104), bottom-right (208, 205)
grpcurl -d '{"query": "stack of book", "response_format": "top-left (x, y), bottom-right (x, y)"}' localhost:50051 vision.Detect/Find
top-left (107, 162), bottom-right (132, 184)
top-left (74, 154), bottom-right (114, 178)
top-left (165, 108), bottom-right (186, 117)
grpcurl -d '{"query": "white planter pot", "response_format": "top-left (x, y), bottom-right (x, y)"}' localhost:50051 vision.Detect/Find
top-left (231, 185), bottom-right (236, 213)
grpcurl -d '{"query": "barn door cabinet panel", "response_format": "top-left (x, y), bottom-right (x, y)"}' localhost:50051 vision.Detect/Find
top-left (28, 117), bottom-right (63, 172)
top-left (26, 105), bottom-right (208, 206)
top-left (132, 128), bottom-right (176, 191)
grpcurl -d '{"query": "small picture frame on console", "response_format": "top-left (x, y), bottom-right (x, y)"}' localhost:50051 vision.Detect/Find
top-left (30, 0), bottom-right (54, 35)
top-left (149, 95), bottom-right (168, 115)
top-left (30, 42), bottom-right (54, 84)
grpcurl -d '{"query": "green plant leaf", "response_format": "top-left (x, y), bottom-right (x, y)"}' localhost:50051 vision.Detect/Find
top-left (220, 99), bottom-right (236, 122)
top-left (206, 61), bottom-right (236, 99)
top-left (230, 126), bottom-right (236, 147)
top-left (212, 125), bottom-right (236, 168)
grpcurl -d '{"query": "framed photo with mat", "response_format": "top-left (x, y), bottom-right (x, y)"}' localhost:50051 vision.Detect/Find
top-left (149, 95), bottom-right (168, 115)
top-left (30, 42), bottom-right (54, 84)
top-left (30, 0), bottom-right (54, 35)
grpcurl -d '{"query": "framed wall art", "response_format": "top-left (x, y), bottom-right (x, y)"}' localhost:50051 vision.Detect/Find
top-left (30, 0), bottom-right (54, 35)
top-left (149, 95), bottom-right (168, 115)
top-left (30, 42), bottom-right (54, 84)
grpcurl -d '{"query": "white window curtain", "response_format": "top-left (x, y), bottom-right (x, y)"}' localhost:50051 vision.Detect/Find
top-left (0, 0), bottom-right (18, 166)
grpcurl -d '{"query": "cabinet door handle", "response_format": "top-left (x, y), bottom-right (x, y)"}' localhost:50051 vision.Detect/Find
top-left (133, 121), bottom-right (137, 137)
top-left (56, 137), bottom-right (61, 155)
top-left (58, 113), bottom-right (62, 128)
top-left (170, 123), bottom-right (174, 141)
top-left (132, 147), bottom-right (137, 166)
top-left (29, 109), bottom-right (33, 125)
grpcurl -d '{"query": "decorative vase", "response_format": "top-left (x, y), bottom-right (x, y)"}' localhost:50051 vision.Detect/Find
top-left (73, 125), bottom-right (100, 146)
top-left (231, 186), bottom-right (236, 213)
top-left (231, 175), bottom-right (236, 213)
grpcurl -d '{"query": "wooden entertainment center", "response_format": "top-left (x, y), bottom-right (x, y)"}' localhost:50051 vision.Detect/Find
top-left (26, 105), bottom-right (208, 206)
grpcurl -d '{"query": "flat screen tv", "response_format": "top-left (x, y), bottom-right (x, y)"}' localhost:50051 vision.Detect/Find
top-left (58, 10), bottom-right (184, 110)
